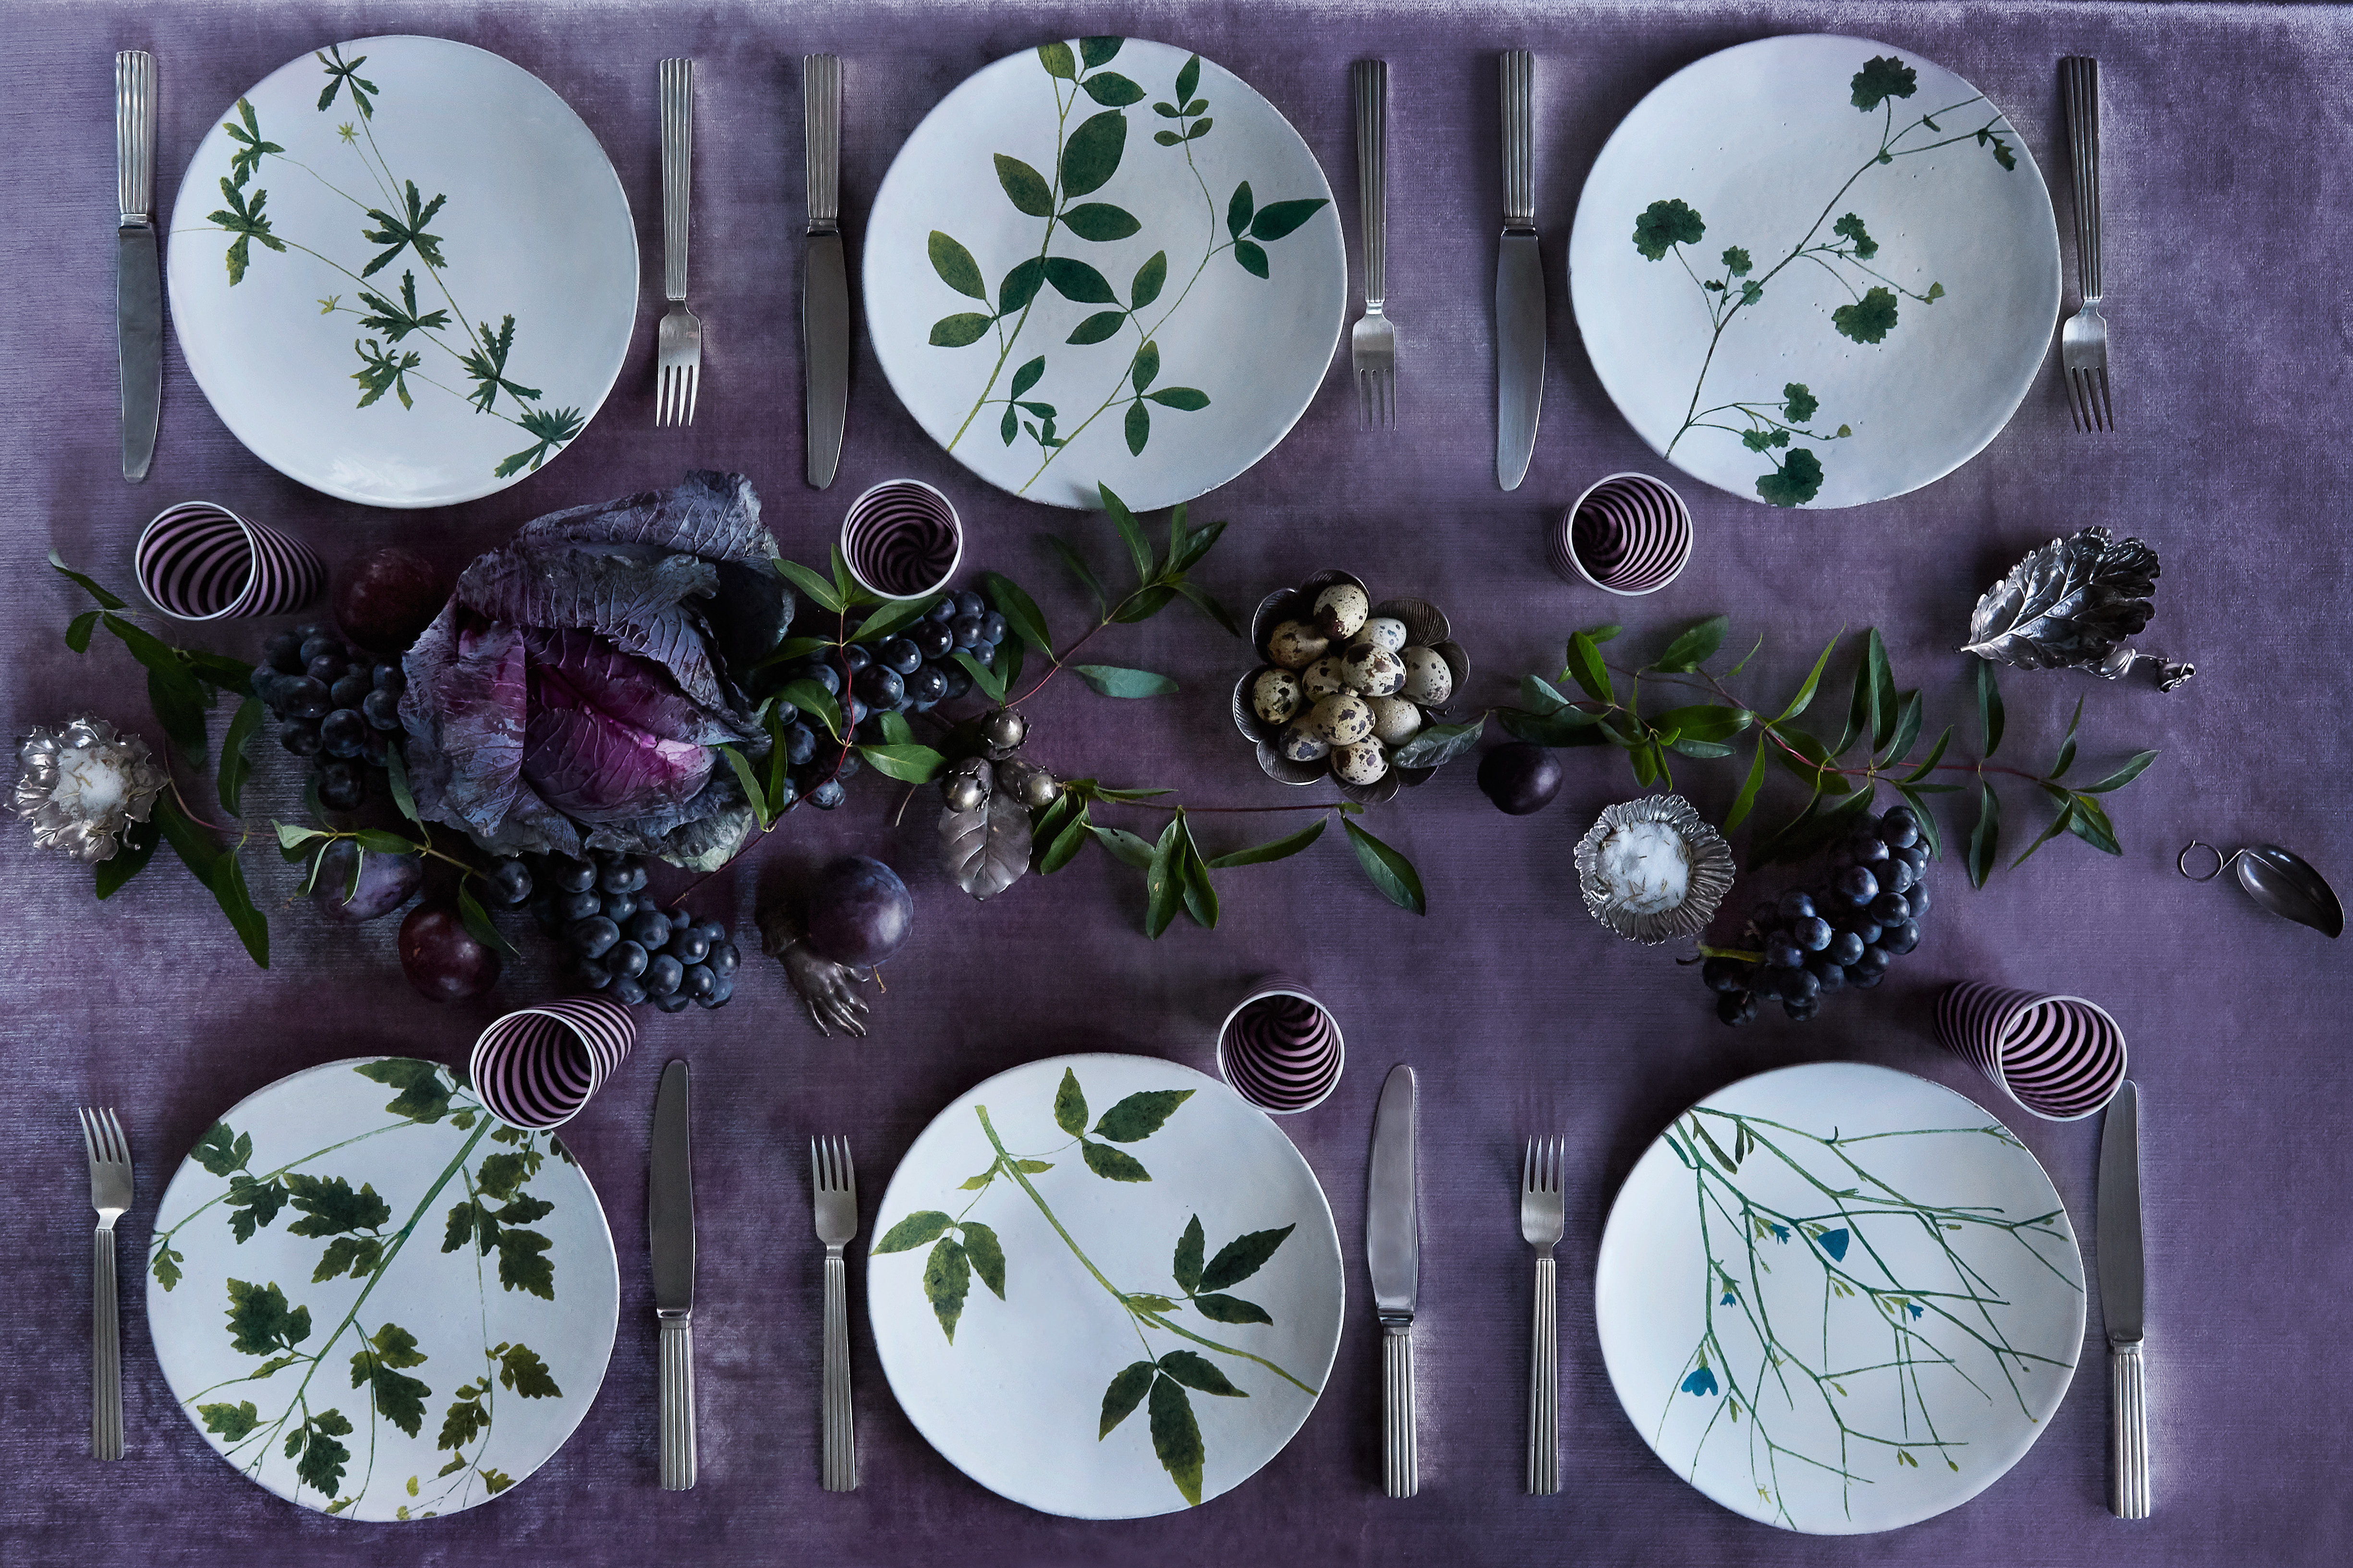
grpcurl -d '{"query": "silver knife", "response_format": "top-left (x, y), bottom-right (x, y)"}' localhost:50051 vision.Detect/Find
top-left (2098, 1078), bottom-right (2148, 1518)
top-left (116, 50), bottom-right (161, 483)
top-left (803, 55), bottom-right (848, 489)
top-left (650, 1059), bottom-right (697, 1490)
top-left (1494, 49), bottom-right (1543, 492)
top-left (1366, 1063), bottom-right (1419, 1497)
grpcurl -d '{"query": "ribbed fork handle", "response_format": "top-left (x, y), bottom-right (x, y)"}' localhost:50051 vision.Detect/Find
top-left (659, 1313), bottom-right (696, 1489)
top-left (2062, 57), bottom-right (2101, 302)
top-left (2111, 1339), bottom-right (2149, 1518)
top-left (92, 1225), bottom-right (122, 1459)
top-left (660, 59), bottom-right (694, 302)
top-left (821, 1251), bottom-right (857, 1490)
top-left (1526, 1254), bottom-right (1556, 1494)
top-left (1382, 1320), bottom-right (1417, 1497)
top-left (1353, 61), bottom-right (1387, 311)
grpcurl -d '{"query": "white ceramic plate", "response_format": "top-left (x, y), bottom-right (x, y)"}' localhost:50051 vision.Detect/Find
top-left (866, 38), bottom-right (1346, 510)
top-left (1569, 36), bottom-right (2060, 508)
top-left (147, 1058), bottom-right (619, 1520)
top-left (167, 36), bottom-right (637, 508)
top-left (1596, 1062), bottom-right (2083, 1533)
top-left (869, 1053), bottom-right (1344, 1517)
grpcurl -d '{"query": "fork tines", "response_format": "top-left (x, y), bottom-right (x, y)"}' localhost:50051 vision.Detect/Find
top-left (811, 1134), bottom-right (853, 1195)
top-left (79, 1106), bottom-right (131, 1172)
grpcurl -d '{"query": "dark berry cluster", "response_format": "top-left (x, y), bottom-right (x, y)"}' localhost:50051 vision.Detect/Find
top-left (252, 623), bottom-right (405, 811)
top-left (1704, 805), bottom-right (1932, 1025)
top-left (526, 850), bottom-right (739, 1012)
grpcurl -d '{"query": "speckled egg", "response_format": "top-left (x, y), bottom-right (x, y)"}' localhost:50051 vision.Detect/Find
top-left (1367, 696), bottom-right (1423, 747)
top-left (1276, 723), bottom-right (1330, 763)
top-left (1302, 654), bottom-right (1348, 699)
top-left (1330, 739), bottom-right (1389, 785)
top-left (1341, 643), bottom-right (1406, 697)
top-left (1251, 668), bottom-right (1303, 725)
top-left (1351, 616), bottom-right (1408, 653)
top-left (1313, 583), bottom-right (1370, 640)
top-left (1399, 645), bottom-right (1453, 705)
top-left (1265, 619), bottom-right (1328, 670)
top-left (1308, 693), bottom-right (1374, 746)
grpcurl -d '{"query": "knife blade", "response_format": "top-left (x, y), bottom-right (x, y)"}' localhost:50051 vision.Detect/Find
top-left (803, 55), bottom-right (848, 490)
top-left (2098, 1078), bottom-right (2148, 1518)
top-left (1366, 1062), bottom-right (1419, 1497)
top-left (1494, 49), bottom-right (1543, 491)
top-left (649, 1059), bottom-right (697, 1490)
top-left (116, 51), bottom-right (161, 484)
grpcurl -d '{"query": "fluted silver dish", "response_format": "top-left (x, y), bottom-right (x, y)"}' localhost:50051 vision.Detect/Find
top-left (1574, 793), bottom-right (1736, 946)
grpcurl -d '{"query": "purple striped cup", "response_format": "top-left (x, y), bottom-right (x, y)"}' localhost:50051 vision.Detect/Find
top-left (1550, 473), bottom-right (1693, 596)
top-left (840, 479), bottom-right (963, 601)
top-left (134, 502), bottom-right (326, 621)
top-left (469, 995), bottom-right (637, 1132)
top-left (1934, 981), bottom-right (2127, 1122)
top-left (1216, 976), bottom-right (1345, 1115)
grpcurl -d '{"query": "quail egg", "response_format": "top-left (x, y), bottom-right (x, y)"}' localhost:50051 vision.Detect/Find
top-left (1341, 643), bottom-right (1406, 697)
top-left (1330, 739), bottom-right (1389, 785)
top-left (1367, 695), bottom-right (1423, 747)
top-left (1351, 616), bottom-right (1408, 653)
top-left (1312, 583), bottom-right (1370, 640)
top-left (1276, 723), bottom-right (1331, 763)
top-left (1251, 668), bottom-right (1304, 725)
top-left (1302, 654), bottom-right (1348, 699)
top-left (1399, 645), bottom-right (1454, 705)
top-left (1307, 693), bottom-right (1374, 746)
top-left (1265, 619), bottom-right (1328, 670)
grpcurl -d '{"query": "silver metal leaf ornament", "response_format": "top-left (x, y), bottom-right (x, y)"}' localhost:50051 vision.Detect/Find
top-left (1960, 526), bottom-right (2192, 690)
top-left (940, 787), bottom-right (1031, 901)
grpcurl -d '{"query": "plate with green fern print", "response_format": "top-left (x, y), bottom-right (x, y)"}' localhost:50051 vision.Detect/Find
top-left (869, 1053), bottom-right (1344, 1517)
top-left (146, 1058), bottom-right (619, 1520)
top-left (1569, 36), bottom-right (2060, 508)
top-left (166, 36), bottom-right (637, 508)
top-left (1597, 1061), bottom-right (2084, 1533)
top-left (866, 39), bottom-right (1345, 510)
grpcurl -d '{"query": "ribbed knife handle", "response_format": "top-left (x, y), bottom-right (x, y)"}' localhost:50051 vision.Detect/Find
top-left (804, 54), bottom-right (839, 233)
top-left (1500, 50), bottom-right (1534, 229)
top-left (116, 50), bottom-right (154, 224)
top-left (1382, 1320), bottom-right (1417, 1498)
top-left (659, 1314), bottom-right (697, 1490)
top-left (2110, 1339), bottom-right (2148, 1518)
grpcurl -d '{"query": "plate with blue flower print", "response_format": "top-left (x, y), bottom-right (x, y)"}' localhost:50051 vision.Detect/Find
top-left (1595, 1061), bottom-right (2084, 1533)
top-left (146, 1058), bottom-right (619, 1520)
top-left (167, 36), bottom-right (638, 508)
top-left (865, 38), bottom-right (1346, 510)
top-left (1569, 36), bottom-right (2060, 508)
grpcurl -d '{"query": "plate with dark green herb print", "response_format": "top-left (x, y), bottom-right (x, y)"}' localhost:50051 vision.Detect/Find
top-left (865, 39), bottom-right (1346, 510)
top-left (869, 1053), bottom-right (1344, 1517)
top-left (1569, 36), bottom-right (2061, 508)
top-left (166, 36), bottom-right (638, 508)
top-left (146, 1058), bottom-right (619, 1520)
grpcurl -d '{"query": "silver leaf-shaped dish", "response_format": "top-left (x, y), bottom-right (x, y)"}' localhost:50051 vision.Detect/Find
top-left (1960, 526), bottom-right (2159, 671)
top-left (940, 789), bottom-right (1031, 901)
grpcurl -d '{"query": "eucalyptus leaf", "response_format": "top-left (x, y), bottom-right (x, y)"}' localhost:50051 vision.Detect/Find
top-left (218, 697), bottom-right (264, 817)
top-left (1099, 483), bottom-right (1153, 583)
top-left (1345, 821), bottom-right (1425, 915)
top-left (2080, 749), bottom-right (2158, 794)
top-left (1976, 660), bottom-right (2004, 757)
top-left (980, 571), bottom-right (1054, 658)
top-left (1724, 739), bottom-right (1770, 832)
top-left (1653, 615), bottom-right (1728, 673)
top-left (1776, 632), bottom-right (1842, 721)
top-left (1089, 822), bottom-right (1158, 868)
top-left (1391, 719), bottom-right (1485, 769)
top-left (1967, 781), bottom-right (2001, 888)
top-left (1043, 535), bottom-right (1109, 613)
top-left (858, 743), bottom-right (948, 784)
top-left (1565, 631), bottom-right (1613, 704)
top-left (1144, 815), bottom-right (1187, 938)
top-left (457, 884), bottom-right (519, 959)
top-left (1073, 664), bottom-right (1177, 698)
top-left (773, 558), bottom-right (846, 614)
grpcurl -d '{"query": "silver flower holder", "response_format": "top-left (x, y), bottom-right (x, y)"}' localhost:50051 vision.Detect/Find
top-left (13, 717), bottom-right (168, 863)
top-left (1574, 794), bottom-right (1736, 946)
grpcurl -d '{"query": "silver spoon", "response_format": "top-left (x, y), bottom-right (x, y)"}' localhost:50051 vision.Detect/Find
top-left (2179, 842), bottom-right (2343, 939)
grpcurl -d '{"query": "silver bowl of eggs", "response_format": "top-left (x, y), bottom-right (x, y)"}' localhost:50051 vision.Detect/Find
top-left (1230, 569), bottom-right (1472, 804)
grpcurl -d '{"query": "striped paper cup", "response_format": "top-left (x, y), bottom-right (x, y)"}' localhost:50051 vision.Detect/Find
top-left (134, 502), bottom-right (326, 621)
top-left (1550, 473), bottom-right (1693, 596)
top-left (1216, 976), bottom-right (1346, 1115)
top-left (469, 995), bottom-right (637, 1132)
top-left (1934, 981), bottom-right (2127, 1122)
top-left (840, 479), bottom-right (963, 601)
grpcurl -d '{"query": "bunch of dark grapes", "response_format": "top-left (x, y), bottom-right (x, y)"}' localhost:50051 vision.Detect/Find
top-left (769, 587), bottom-right (1007, 811)
top-left (527, 850), bottom-right (739, 1012)
top-left (1704, 805), bottom-right (1933, 1025)
top-left (252, 623), bottom-right (405, 812)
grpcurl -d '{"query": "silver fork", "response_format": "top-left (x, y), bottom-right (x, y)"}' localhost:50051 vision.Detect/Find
top-left (1350, 60), bottom-right (1395, 428)
top-left (2060, 56), bottom-right (2111, 432)
top-left (1521, 1136), bottom-right (1563, 1495)
top-left (811, 1137), bottom-right (858, 1491)
top-left (80, 1107), bottom-right (133, 1460)
top-left (655, 57), bottom-right (701, 427)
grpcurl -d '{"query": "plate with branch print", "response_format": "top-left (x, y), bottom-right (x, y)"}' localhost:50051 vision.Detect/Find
top-left (1596, 1061), bottom-right (2083, 1533)
top-left (166, 36), bottom-right (637, 508)
top-left (865, 39), bottom-right (1345, 510)
top-left (146, 1058), bottom-right (619, 1520)
top-left (869, 1053), bottom-right (1343, 1517)
top-left (1569, 36), bottom-right (2060, 508)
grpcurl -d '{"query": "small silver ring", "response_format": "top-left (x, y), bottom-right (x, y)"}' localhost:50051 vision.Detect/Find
top-left (2177, 840), bottom-right (2228, 882)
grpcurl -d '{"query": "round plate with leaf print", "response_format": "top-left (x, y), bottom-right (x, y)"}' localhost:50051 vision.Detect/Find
top-left (1569, 36), bottom-right (2061, 508)
top-left (865, 38), bottom-right (1346, 510)
top-left (869, 1053), bottom-right (1344, 1517)
top-left (1596, 1062), bottom-right (2084, 1534)
top-left (166, 36), bottom-right (638, 508)
top-left (146, 1058), bottom-right (619, 1520)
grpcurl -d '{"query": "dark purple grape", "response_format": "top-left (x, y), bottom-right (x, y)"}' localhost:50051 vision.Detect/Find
top-left (609, 974), bottom-right (648, 1006)
top-left (784, 723), bottom-right (818, 766)
top-left (1477, 743), bottom-right (1564, 816)
top-left (328, 671), bottom-right (370, 708)
top-left (842, 695), bottom-right (869, 729)
top-left (1906, 880), bottom-right (1932, 918)
top-left (1893, 842), bottom-right (1929, 874)
top-left (644, 954), bottom-right (685, 998)
top-left (878, 637), bottom-right (922, 675)
top-left (559, 889), bottom-right (602, 923)
top-left (1701, 956), bottom-right (1750, 993)
top-left (666, 926), bottom-right (711, 965)
top-left (1779, 890), bottom-right (1817, 922)
top-left (654, 990), bottom-right (694, 1013)
top-left (805, 855), bottom-right (913, 966)
top-left (264, 630), bottom-right (305, 674)
top-left (567, 954), bottom-right (613, 990)
top-left (926, 595), bottom-right (958, 624)
top-left (1852, 944), bottom-right (1891, 977)
top-left (1881, 857), bottom-right (1916, 895)
top-left (952, 589), bottom-right (985, 620)
top-left (333, 546), bottom-right (449, 655)
top-left (1808, 957), bottom-right (1847, 992)
top-left (911, 621), bottom-right (954, 661)
top-left (940, 663), bottom-right (973, 701)
top-left (299, 633), bottom-right (343, 665)
top-left (1847, 832), bottom-right (1889, 864)
top-left (311, 841), bottom-right (423, 924)
top-left (626, 909), bottom-right (671, 949)
top-left (570, 916), bottom-right (620, 958)
top-left (1783, 967), bottom-right (1822, 1004)
top-left (980, 611), bottom-right (1007, 644)
top-left (1717, 990), bottom-right (1759, 1026)
top-left (834, 752), bottom-right (861, 783)
top-left (373, 663), bottom-right (405, 693)
top-left (842, 643), bottom-right (873, 673)
top-left (1880, 806), bottom-right (1920, 847)
top-left (599, 858), bottom-right (647, 895)
top-left (608, 940), bottom-right (649, 980)
top-left (1835, 865), bottom-right (1880, 905)
top-left (321, 709), bottom-right (368, 758)
top-left (1764, 935), bottom-right (1804, 970)
top-left (1783, 994), bottom-right (1821, 1022)
top-left (949, 614), bottom-right (984, 649)
top-left (362, 688), bottom-right (403, 731)
top-left (488, 859), bottom-right (532, 906)
top-left (706, 940), bottom-right (739, 979)
top-left (698, 971), bottom-right (735, 1009)
top-left (284, 676), bottom-right (332, 721)
top-left (281, 720), bottom-right (323, 758)
top-left (1870, 891), bottom-right (1912, 925)
top-left (798, 663), bottom-right (842, 696)
top-left (807, 779), bottom-right (845, 809)
top-left (1849, 966), bottom-right (1886, 990)
top-left (853, 665), bottom-right (903, 710)
top-left (316, 760), bottom-right (365, 811)
top-left (682, 963), bottom-right (718, 1001)
top-left (1795, 916), bottom-right (1832, 952)
top-left (905, 663), bottom-right (948, 705)
top-left (399, 904), bottom-right (500, 1001)
top-left (1845, 918), bottom-right (1882, 947)
top-left (305, 652), bottom-right (350, 686)
top-left (600, 889), bottom-right (637, 923)
top-left (548, 857), bottom-right (597, 894)
top-left (667, 907), bottom-right (691, 930)
top-left (1881, 919), bottom-right (1921, 955)
top-left (1829, 929), bottom-right (1866, 966)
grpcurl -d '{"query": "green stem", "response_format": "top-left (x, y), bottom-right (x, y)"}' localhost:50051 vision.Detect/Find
top-left (946, 76), bottom-right (1078, 451)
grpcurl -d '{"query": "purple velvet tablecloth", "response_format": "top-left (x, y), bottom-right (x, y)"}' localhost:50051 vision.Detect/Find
top-left (5, 1), bottom-right (2349, 1563)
